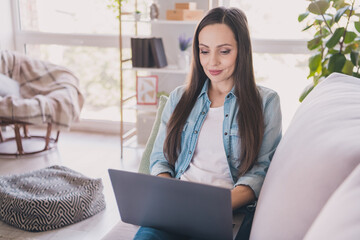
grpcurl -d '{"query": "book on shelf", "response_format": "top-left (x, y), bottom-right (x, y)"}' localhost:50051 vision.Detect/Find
top-left (131, 38), bottom-right (142, 67)
top-left (149, 38), bottom-right (168, 68)
top-left (131, 37), bottom-right (167, 68)
top-left (143, 38), bottom-right (156, 68)
top-left (130, 38), bottom-right (138, 67)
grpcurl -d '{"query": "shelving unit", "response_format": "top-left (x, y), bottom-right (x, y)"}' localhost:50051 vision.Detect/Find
top-left (120, 0), bottom-right (215, 157)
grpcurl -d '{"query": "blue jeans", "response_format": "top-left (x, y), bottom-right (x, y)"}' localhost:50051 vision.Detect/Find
top-left (134, 226), bottom-right (190, 240)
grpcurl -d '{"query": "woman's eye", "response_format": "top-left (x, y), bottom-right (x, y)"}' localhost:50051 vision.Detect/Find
top-left (220, 50), bottom-right (231, 54)
top-left (200, 50), bottom-right (209, 55)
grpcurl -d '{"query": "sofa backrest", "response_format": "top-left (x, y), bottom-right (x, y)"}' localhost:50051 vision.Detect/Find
top-left (250, 73), bottom-right (360, 240)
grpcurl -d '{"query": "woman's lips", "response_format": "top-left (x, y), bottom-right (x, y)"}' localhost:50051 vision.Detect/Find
top-left (208, 69), bottom-right (223, 76)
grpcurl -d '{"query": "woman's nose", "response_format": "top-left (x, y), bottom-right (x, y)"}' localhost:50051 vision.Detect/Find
top-left (209, 53), bottom-right (220, 66)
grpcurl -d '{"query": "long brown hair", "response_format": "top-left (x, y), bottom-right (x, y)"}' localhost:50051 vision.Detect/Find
top-left (164, 7), bottom-right (264, 176)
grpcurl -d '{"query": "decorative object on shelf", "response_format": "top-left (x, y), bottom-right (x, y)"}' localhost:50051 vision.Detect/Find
top-left (131, 37), bottom-right (167, 68)
top-left (136, 75), bottom-right (158, 105)
top-left (166, 2), bottom-right (204, 21)
top-left (134, 10), bottom-right (141, 21)
top-left (178, 51), bottom-right (190, 70)
top-left (178, 33), bottom-right (192, 70)
top-left (298, 0), bottom-right (360, 102)
top-left (150, 0), bottom-right (160, 20)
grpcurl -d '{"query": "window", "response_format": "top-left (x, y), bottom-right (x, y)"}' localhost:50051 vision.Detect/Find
top-left (13, 0), bottom-right (150, 132)
top-left (223, 0), bottom-right (311, 129)
top-left (226, 0), bottom-right (310, 39)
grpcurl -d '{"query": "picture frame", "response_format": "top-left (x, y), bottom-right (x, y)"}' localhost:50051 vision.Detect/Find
top-left (136, 75), bottom-right (158, 105)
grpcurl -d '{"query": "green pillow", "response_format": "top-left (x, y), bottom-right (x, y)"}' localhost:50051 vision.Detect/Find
top-left (138, 95), bottom-right (168, 174)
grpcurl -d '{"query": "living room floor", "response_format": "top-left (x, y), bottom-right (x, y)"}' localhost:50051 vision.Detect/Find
top-left (0, 130), bottom-right (143, 240)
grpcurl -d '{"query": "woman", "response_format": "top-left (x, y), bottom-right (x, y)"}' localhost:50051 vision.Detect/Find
top-left (135, 6), bottom-right (282, 240)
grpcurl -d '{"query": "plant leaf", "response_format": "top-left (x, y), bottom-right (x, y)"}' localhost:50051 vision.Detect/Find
top-left (302, 23), bottom-right (314, 32)
top-left (333, 0), bottom-right (347, 10)
top-left (328, 48), bottom-right (340, 54)
top-left (351, 51), bottom-right (359, 66)
top-left (299, 82), bottom-right (316, 102)
top-left (353, 72), bottom-right (360, 78)
top-left (342, 60), bottom-right (355, 75)
top-left (355, 22), bottom-right (360, 33)
top-left (344, 31), bottom-right (357, 44)
top-left (315, 14), bottom-right (332, 21)
top-left (326, 27), bottom-right (345, 48)
top-left (309, 54), bottom-right (322, 72)
top-left (315, 27), bottom-right (330, 37)
top-left (307, 37), bottom-right (322, 50)
top-left (334, 5), bottom-right (350, 22)
top-left (308, 1), bottom-right (330, 15)
top-left (328, 53), bottom-right (346, 73)
top-left (298, 12), bottom-right (309, 22)
top-left (344, 43), bottom-right (358, 54)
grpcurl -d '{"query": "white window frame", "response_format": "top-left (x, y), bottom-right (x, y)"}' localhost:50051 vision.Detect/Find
top-left (10, 0), bottom-right (130, 134)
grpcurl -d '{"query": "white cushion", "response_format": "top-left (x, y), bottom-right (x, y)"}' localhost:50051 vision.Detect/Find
top-left (250, 73), bottom-right (360, 240)
top-left (0, 73), bottom-right (20, 97)
top-left (304, 163), bottom-right (360, 240)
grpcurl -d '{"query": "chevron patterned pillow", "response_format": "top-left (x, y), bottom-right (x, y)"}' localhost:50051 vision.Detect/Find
top-left (0, 165), bottom-right (106, 232)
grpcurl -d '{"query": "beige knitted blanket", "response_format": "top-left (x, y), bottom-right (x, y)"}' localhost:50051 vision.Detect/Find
top-left (0, 50), bottom-right (84, 129)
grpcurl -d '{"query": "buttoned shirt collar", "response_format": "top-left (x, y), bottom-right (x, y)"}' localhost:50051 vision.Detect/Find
top-left (197, 79), bottom-right (236, 100)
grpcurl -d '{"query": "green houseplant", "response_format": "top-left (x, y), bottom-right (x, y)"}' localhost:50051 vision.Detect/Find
top-left (299, 0), bottom-right (360, 101)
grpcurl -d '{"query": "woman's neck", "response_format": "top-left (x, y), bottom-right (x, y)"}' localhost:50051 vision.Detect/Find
top-left (208, 81), bottom-right (234, 108)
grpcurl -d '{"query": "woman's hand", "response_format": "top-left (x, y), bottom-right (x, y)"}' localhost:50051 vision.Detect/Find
top-left (231, 185), bottom-right (256, 209)
top-left (157, 172), bottom-right (172, 178)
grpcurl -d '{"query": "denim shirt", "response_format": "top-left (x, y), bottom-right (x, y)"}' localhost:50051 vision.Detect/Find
top-left (150, 79), bottom-right (282, 198)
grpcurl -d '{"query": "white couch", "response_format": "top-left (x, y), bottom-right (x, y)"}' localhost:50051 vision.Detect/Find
top-left (250, 73), bottom-right (360, 240)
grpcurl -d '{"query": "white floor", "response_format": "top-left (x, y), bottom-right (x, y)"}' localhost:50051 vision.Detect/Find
top-left (0, 130), bottom-right (143, 240)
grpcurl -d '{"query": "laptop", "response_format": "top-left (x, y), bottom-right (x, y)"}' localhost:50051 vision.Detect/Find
top-left (108, 169), bottom-right (238, 240)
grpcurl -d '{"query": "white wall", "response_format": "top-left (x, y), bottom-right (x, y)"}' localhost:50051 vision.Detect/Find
top-left (0, 0), bottom-right (15, 50)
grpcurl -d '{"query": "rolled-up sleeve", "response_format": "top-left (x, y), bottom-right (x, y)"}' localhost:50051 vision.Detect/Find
top-left (235, 93), bottom-right (282, 198)
top-left (149, 89), bottom-right (181, 177)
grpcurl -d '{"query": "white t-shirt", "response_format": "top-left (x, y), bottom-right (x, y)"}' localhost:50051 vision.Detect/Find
top-left (180, 106), bottom-right (234, 189)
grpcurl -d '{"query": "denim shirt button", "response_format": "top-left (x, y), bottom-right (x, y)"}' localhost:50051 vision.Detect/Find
top-left (194, 130), bottom-right (198, 134)
top-left (224, 132), bottom-right (228, 136)
top-left (227, 155), bottom-right (230, 158)
top-left (189, 151), bottom-right (192, 154)
top-left (225, 114), bottom-right (229, 117)
top-left (201, 111), bottom-right (205, 115)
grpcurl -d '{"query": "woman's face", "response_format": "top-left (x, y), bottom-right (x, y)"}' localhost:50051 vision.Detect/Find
top-left (198, 23), bottom-right (238, 86)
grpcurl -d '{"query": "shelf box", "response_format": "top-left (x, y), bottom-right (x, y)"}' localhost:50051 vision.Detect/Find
top-left (175, 2), bottom-right (197, 10)
top-left (166, 9), bottom-right (204, 21)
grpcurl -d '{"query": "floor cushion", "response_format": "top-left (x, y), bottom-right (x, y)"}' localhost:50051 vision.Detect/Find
top-left (250, 73), bottom-right (360, 240)
top-left (0, 165), bottom-right (106, 232)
